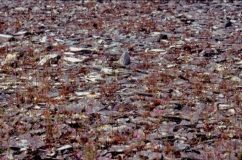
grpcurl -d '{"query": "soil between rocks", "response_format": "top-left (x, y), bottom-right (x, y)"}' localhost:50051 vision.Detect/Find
top-left (1, 0), bottom-right (242, 159)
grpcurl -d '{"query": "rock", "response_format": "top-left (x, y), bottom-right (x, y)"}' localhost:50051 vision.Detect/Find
top-left (101, 67), bottom-right (113, 75)
top-left (63, 56), bottom-right (84, 63)
top-left (17, 139), bottom-right (29, 151)
top-left (227, 108), bottom-right (236, 116)
top-left (109, 145), bottom-right (130, 152)
top-left (174, 142), bottom-right (190, 151)
top-left (65, 97), bottom-right (105, 114)
top-left (149, 49), bottom-right (166, 53)
top-left (75, 91), bottom-right (91, 96)
top-left (225, 21), bottom-right (232, 28)
top-left (218, 104), bottom-right (231, 110)
top-left (118, 52), bottom-right (130, 66)
top-left (231, 76), bottom-right (240, 82)
top-left (57, 144), bottom-right (72, 151)
top-left (32, 6), bottom-right (41, 13)
top-left (85, 72), bottom-right (103, 82)
top-left (215, 64), bottom-right (224, 72)
top-left (75, 91), bottom-right (100, 98)
top-left (14, 30), bottom-right (28, 36)
top-left (0, 34), bottom-right (13, 43)
top-left (69, 46), bottom-right (98, 54)
top-left (38, 53), bottom-right (59, 66)
top-left (40, 36), bottom-right (47, 43)
top-left (64, 52), bottom-right (75, 55)
top-left (15, 7), bottom-right (28, 12)
top-left (5, 53), bottom-right (17, 63)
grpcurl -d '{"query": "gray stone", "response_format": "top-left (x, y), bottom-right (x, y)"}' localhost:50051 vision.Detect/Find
top-left (118, 52), bottom-right (130, 66)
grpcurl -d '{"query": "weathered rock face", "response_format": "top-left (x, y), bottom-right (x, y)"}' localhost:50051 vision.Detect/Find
top-left (0, 0), bottom-right (242, 159)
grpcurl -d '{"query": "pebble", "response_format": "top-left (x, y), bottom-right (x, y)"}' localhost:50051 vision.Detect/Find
top-left (231, 76), bottom-right (241, 82)
top-left (63, 56), bottom-right (84, 63)
top-left (218, 103), bottom-right (231, 110)
top-left (69, 46), bottom-right (98, 53)
top-left (15, 7), bottom-right (28, 12)
top-left (38, 54), bottom-right (59, 66)
top-left (101, 67), bottom-right (113, 75)
top-left (149, 49), bottom-right (166, 52)
top-left (5, 53), bottom-right (17, 63)
top-left (57, 144), bottom-right (72, 151)
top-left (228, 108), bottom-right (236, 115)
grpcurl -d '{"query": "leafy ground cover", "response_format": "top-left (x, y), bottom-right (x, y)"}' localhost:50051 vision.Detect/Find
top-left (0, 0), bottom-right (242, 159)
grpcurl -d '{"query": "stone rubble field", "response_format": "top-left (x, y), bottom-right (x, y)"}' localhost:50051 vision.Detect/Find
top-left (0, 0), bottom-right (242, 159)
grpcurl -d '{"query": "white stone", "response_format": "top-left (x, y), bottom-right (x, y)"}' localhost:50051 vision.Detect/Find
top-left (5, 54), bottom-right (16, 62)
top-left (57, 144), bottom-right (72, 151)
top-left (38, 54), bottom-right (58, 65)
top-left (150, 49), bottom-right (166, 52)
top-left (63, 57), bottom-right (83, 63)
top-left (101, 68), bottom-right (113, 75)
